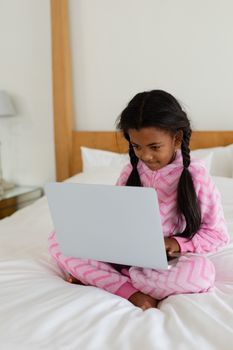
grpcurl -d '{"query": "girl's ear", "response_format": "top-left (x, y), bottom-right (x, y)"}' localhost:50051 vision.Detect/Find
top-left (174, 130), bottom-right (183, 147)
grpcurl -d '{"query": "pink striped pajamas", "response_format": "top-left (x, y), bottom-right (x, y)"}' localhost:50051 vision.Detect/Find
top-left (49, 151), bottom-right (229, 300)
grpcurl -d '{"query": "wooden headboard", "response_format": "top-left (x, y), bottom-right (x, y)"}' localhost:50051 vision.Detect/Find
top-left (70, 130), bottom-right (233, 178)
top-left (50, 0), bottom-right (233, 181)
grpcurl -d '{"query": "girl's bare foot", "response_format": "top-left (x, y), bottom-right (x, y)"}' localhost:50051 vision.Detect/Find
top-left (67, 274), bottom-right (83, 285)
top-left (128, 291), bottom-right (158, 310)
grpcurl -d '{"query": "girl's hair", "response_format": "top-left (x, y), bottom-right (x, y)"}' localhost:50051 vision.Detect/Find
top-left (116, 90), bottom-right (201, 239)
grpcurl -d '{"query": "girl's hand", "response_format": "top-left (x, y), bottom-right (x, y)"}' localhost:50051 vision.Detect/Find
top-left (164, 237), bottom-right (180, 258)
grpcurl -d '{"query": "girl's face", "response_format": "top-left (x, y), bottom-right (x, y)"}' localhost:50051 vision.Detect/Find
top-left (128, 127), bottom-right (181, 171)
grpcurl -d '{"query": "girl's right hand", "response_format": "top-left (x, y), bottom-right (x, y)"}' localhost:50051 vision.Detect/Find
top-left (164, 237), bottom-right (181, 258)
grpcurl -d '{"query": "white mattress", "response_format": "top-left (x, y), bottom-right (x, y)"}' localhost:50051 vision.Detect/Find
top-left (0, 171), bottom-right (233, 350)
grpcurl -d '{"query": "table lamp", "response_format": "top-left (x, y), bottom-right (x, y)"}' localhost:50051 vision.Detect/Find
top-left (0, 90), bottom-right (16, 198)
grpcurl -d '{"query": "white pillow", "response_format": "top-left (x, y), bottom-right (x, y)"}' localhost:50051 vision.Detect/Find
top-left (191, 150), bottom-right (213, 172)
top-left (191, 144), bottom-right (233, 177)
top-left (81, 146), bottom-right (213, 173)
top-left (66, 166), bottom-right (120, 185)
top-left (81, 147), bottom-right (129, 172)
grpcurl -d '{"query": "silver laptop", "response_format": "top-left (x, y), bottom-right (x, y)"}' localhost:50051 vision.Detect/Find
top-left (45, 183), bottom-right (169, 270)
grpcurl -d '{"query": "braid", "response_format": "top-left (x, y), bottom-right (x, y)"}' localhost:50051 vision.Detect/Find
top-left (176, 128), bottom-right (201, 239)
top-left (181, 127), bottom-right (191, 168)
top-left (126, 143), bottom-right (142, 187)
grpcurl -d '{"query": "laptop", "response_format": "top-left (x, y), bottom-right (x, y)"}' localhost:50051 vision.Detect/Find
top-left (45, 182), bottom-right (169, 270)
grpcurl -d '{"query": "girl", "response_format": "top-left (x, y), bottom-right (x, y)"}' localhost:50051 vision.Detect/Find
top-left (49, 90), bottom-right (229, 310)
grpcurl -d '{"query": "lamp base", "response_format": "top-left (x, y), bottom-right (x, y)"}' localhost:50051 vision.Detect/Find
top-left (2, 179), bottom-right (16, 191)
top-left (0, 179), bottom-right (16, 199)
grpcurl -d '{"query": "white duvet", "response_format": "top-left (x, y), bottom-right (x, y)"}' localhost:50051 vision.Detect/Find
top-left (0, 171), bottom-right (233, 350)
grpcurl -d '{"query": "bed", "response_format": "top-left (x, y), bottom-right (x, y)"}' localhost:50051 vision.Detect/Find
top-left (1, 148), bottom-right (233, 350)
top-left (0, 1), bottom-right (233, 349)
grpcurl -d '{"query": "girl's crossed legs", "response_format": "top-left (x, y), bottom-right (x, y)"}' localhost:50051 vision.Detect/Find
top-left (49, 232), bottom-right (215, 309)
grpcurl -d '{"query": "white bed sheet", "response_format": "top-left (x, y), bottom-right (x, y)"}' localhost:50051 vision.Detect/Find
top-left (0, 172), bottom-right (233, 350)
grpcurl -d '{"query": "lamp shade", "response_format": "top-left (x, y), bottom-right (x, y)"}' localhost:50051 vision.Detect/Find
top-left (0, 91), bottom-right (16, 116)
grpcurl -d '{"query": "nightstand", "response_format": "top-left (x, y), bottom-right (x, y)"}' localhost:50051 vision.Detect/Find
top-left (0, 186), bottom-right (43, 219)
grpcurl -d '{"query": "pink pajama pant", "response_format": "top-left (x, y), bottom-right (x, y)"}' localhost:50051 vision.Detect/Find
top-left (49, 231), bottom-right (215, 300)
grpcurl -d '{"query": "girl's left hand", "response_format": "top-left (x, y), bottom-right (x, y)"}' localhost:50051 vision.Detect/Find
top-left (164, 237), bottom-right (181, 258)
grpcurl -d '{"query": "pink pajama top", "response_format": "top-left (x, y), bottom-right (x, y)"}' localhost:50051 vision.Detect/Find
top-left (116, 150), bottom-right (229, 253)
top-left (49, 150), bottom-right (229, 300)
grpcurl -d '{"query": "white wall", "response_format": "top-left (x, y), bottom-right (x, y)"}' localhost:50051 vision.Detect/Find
top-left (1, 1), bottom-right (233, 186)
top-left (70, 0), bottom-right (233, 131)
top-left (0, 0), bottom-right (55, 186)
